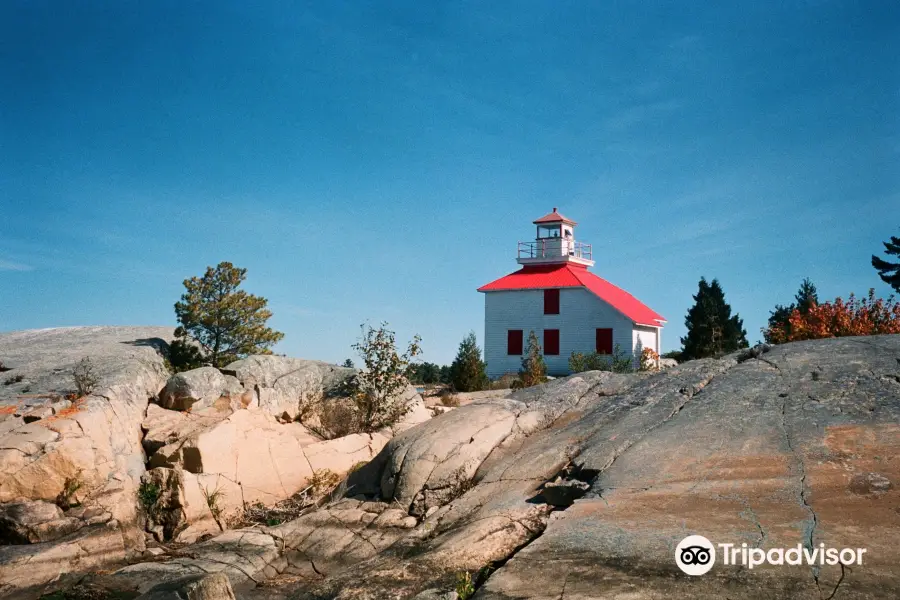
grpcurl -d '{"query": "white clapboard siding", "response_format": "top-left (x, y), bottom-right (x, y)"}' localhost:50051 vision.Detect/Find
top-left (632, 325), bottom-right (661, 367)
top-left (483, 288), bottom-right (634, 378)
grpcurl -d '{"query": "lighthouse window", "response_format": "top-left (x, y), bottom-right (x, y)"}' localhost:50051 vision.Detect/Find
top-left (544, 329), bottom-right (560, 355)
top-left (507, 330), bottom-right (523, 355)
top-left (544, 289), bottom-right (560, 314)
top-left (537, 225), bottom-right (561, 239)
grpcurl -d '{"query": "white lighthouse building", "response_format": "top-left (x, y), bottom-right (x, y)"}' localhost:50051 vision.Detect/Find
top-left (478, 208), bottom-right (666, 378)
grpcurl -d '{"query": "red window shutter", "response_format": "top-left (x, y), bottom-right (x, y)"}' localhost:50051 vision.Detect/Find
top-left (596, 328), bottom-right (613, 354)
top-left (507, 330), bottom-right (523, 355)
top-left (544, 289), bottom-right (560, 315)
top-left (544, 329), bottom-right (560, 355)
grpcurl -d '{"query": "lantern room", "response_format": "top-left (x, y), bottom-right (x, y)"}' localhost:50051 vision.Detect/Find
top-left (517, 207), bottom-right (594, 267)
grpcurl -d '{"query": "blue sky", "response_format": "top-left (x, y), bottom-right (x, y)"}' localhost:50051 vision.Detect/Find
top-left (2, 1), bottom-right (898, 365)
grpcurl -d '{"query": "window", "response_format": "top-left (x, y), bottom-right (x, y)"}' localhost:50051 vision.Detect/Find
top-left (507, 330), bottom-right (523, 355)
top-left (544, 289), bottom-right (560, 314)
top-left (596, 328), bottom-right (613, 354)
top-left (544, 329), bottom-right (560, 355)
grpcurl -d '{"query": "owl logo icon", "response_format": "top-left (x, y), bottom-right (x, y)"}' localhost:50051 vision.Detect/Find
top-left (675, 535), bottom-right (716, 575)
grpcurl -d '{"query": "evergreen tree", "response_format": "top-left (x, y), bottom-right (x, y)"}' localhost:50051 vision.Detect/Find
top-left (681, 277), bottom-right (749, 359)
top-left (342, 358), bottom-right (355, 368)
top-left (517, 330), bottom-right (547, 388)
top-left (872, 232), bottom-right (900, 293)
top-left (174, 262), bottom-right (284, 368)
top-left (439, 365), bottom-right (452, 385)
top-left (448, 332), bottom-right (488, 392)
top-left (764, 278), bottom-right (818, 344)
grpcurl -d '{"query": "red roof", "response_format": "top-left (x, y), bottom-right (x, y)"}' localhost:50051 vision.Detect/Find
top-left (478, 263), bottom-right (666, 326)
top-left (533, 207), bottom-right (576, 225)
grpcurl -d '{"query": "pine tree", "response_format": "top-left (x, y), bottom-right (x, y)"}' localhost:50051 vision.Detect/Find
top-left (448, 332), bottom-right (488, 392)
top-left (872, 232), bottom-right (900, 293)
top-left (174, 262), bottom-right (285, 368)
top-left (517, 330), bottom-right (547, 388)
top-left (764, 278), bottom-right (818, 344)
top-left (681, 277), bottom-right (749, 360)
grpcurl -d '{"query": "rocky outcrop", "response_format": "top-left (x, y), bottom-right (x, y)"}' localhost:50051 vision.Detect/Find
top-left (265, 336), bottom-right (899, 599)
top-left (0, 326), bottom-right (174, 599)
top-left (136, 572), bottom-right (236, 600)
top-left (158, 367), bottom-right (250, 412)
top-left (143, 408), bottom-right (391, 538)
top-left (221, 356), bottom-right (355, 421)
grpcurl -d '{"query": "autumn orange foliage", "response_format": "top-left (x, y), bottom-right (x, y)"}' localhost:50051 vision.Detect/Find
top-left (640, 347), bottom-right (660, 371)
top-left (764, 289), bottom-right (900, 344)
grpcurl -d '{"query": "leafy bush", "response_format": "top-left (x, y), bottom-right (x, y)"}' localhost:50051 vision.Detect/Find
top-left (138, 481), bottom-right (161, 511)
top-left (346, 323), bottom-right (422, 432)
top-left (639, 347), bottom-right (660, 371)
top-left (73, 357), bottom-right (100, 396)
top-left (166, 338), bottom-right (206, 373)
top-left (762, 289), bottom-right (900, 343)
top-left (456, 571), bottom-right (475, 600)
top-left (568, 344), bottom-right (634, 374)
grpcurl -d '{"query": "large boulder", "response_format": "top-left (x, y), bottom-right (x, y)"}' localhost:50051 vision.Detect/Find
top-left (145, 408), bottom-right (391, 534)
top-left (221, 356), bottom-right (355, 421)
top-left (157, 367), bottom-right (251, 412)
top-left (136, 572), bottom-right (236, 600)
top-left (0, 500), bottom-right (81, 544)
top-left (0, 326), bottom-right (174, 598)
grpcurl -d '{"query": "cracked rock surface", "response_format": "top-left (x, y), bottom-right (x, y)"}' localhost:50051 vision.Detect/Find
top-left (288, 336), bottom-right (900, 598)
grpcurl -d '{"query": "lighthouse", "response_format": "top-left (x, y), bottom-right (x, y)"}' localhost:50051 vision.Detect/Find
top-left (477, 208), bottom-right (666, 378)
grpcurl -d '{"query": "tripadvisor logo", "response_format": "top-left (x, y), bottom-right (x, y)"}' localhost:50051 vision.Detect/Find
top-left (675, 535), bottom-right (867, 576)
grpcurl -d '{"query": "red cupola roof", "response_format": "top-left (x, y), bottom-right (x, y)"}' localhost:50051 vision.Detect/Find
top-left (533, 207), bottom-right (576, 225)
top-left (478, 263), bottom-right (666, 326)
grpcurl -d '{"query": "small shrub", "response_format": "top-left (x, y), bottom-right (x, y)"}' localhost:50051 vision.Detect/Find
top-left (490, 372), bottom-right (518, 390)
top-left (762, 289), bottom-right (900, 343)
top-left (3, 374), bottom-right (23, 385)
top-left (660, 349), bottom-right (683, 362)
top-left (639, 347), bottom-right (660, 371)
top-left (456, 571), bottom-right (475, 600)
top-left (308, 469), bottom-right (341, 495)
top-left (167, 338), bottom-right (206, 373)
top-left (347, 322), bottom-right (422, 432)
top-left (439, 390), bottom-right (459, 407)
top-left (202, 485), bottom-right (225, 525)
top-left (568, 344), bottom-right (634, 374)
top-left (73, 357), bottom-right (100, 396)
top-left (312, 397), bottom-right (360, 439)
top-left (138, 481), bottom-right (161, 511)
top-left (55, 472), bottom-right (83, 510)
top-left (445, 464), bottom-right (475, 502)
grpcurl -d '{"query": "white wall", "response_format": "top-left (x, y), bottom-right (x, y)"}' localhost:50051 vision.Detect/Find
top-left (483, 288), bottom-right (634, 378)
top-left (632, 325), bottom-right (660, 367)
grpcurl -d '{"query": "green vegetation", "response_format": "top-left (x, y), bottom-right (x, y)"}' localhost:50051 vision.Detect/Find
top-left (448, 331), bottom-right (488, 392)
top-left (514, 330), bottom-right (547, 388)
top-left (455, 571), bottom-right (476, 600)
top-left (342, 358), bottom-right (354, 368)
top-left (174, 261), bottom-right (284, 368)
top-left (166, 338), bottom-right (205, 373)
top-left (764, 278), bottom-right (818, 344)
top-left (568, 343), bottom-right (634, 374)
top-left (73, 357), bottom-right (100, 396)
top-left (55, 472), bottom-right (83, 510)
top-left (138, 481), bottom-right (161, 511)
top-left (872, 231), bottom-right (900, 293)
top-left (681, 277), bottom-right (748, 359)
top-left (347, 322), bottom-right (422, 432)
